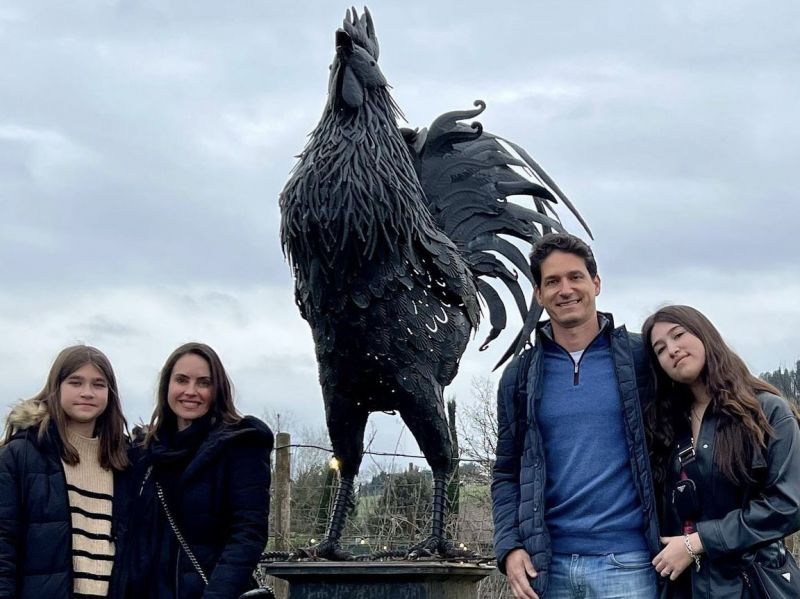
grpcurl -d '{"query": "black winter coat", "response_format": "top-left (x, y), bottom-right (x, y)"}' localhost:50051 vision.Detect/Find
top-left (0, 415), bottom-right (131, 599)
top-left (127, 416), bottom-right (273, 599)
top-left (660, 392), bottom-right (800, 598)
top-left (491, 314), bottom-right (659, 597)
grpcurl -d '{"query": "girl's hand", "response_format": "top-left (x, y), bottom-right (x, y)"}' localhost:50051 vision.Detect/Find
top-left (651, 536), bottom-right (694, 581)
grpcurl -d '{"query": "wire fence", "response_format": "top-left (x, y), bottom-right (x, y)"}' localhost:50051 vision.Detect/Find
top-left (268, 443), bottom-right (496, 555)
top-left (282, 442), bottom-right (492, 462)
top-left (259, 435), bottom-right (511, 598)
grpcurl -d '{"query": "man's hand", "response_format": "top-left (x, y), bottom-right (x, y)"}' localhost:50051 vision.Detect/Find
top-left (505, 548), bottom-right (539, 599)
top-left (651, 536), bottom-right (695, 581)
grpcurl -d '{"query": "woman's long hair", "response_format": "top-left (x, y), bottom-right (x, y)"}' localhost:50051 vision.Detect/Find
top-left (642, 305), bottom-right (781, 486)
top-left (3, 345), bottom-right (129, 470)
top-left (143, 342), bottom-right (241, 447)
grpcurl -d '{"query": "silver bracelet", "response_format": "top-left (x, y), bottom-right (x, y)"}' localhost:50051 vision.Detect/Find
top-left (683, 534), bottom-right (701, 572)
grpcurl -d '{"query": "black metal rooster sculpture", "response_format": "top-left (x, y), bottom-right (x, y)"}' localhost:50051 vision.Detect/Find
top-left (279, 7), bottom-right (590, 560)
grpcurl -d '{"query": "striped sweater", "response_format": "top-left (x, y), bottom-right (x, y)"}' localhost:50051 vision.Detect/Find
top-left (62, 431), bottom-right (115, 599)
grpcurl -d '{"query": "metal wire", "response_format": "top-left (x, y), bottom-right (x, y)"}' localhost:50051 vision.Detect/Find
top-left (277, 443), bottom-right (491, 463)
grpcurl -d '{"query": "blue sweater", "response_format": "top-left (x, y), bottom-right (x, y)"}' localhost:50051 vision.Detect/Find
top-left (539, 331), bottom-right (647, 554)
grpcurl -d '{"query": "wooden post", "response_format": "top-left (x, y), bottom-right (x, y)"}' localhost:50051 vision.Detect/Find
top-left (272, 432), bottom-right (291, 599)
top-left (274, 432), bottom-right (292, 549)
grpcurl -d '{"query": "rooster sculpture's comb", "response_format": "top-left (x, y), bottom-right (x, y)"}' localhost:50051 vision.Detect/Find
top-left (342, 6), bottom-right (379, 59)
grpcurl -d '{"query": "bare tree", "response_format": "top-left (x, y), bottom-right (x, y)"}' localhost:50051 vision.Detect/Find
top-left (262, 407), bottom-right (331, 477)
top-left (457, 376), bottom-right (498, 479)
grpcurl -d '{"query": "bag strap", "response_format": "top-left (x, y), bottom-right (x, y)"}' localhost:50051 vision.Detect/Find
top-left (674, 429), bottom-right (701, 482)
top-left (146, 466), bottom-right (209, 586)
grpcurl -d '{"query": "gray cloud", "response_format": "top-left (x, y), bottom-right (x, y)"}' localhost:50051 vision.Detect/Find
top-left (2, 0), bottom-right (798, 453)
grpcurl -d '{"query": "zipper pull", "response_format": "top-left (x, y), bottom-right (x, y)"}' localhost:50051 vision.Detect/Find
top-left (139, 465), bottom-right (153, 497)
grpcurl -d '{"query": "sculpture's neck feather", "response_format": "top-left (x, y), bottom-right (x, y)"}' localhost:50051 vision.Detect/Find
top-left (281, 88), bottom-right (439, 264)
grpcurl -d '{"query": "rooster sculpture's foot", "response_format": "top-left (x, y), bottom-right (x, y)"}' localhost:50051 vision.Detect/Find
top-left (407, 535), bottom-right (443, 558)
top-left (295, 538), bottom-right (353, 561)
top-left (407, 536), bottom-right (478, 559)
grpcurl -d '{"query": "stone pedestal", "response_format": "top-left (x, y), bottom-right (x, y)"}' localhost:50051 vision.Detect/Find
top-left (263, 561), bottom-right (494, 599)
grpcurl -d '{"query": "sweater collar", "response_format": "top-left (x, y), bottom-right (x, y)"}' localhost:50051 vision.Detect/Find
top-left (65, 428), bottom-right (100, 456)
top-left (537, 311), bottom-right (614, 346)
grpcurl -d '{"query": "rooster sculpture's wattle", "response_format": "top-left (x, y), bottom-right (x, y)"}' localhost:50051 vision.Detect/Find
top-left (279, 7), bottom-right (590, 560)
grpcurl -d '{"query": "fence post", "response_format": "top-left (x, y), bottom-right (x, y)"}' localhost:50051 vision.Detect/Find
top-left (446, 399), bottom-right (460, 522)
top-left (272, 432), bottom-right (291, 599)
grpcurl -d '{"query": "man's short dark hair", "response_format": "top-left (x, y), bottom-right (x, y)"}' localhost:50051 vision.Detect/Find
top-left (529, 233), bottom-right (598, 287)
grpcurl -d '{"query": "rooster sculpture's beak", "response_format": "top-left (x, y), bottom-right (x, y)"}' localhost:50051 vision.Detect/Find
top-left (333, 30), bottom-right (364, 109)
top-left (335, 29), bottom-right (353, 54)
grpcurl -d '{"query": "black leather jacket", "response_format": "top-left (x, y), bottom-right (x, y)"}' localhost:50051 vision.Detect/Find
top-left (660, 392), bottom-right (800, 598)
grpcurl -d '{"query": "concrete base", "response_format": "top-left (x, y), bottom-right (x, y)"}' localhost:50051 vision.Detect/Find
top-left (263, 561), bottom-right (494, 599)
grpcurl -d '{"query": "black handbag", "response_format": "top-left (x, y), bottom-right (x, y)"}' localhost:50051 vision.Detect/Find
top-left (742, 542), bottom-right (800, 599)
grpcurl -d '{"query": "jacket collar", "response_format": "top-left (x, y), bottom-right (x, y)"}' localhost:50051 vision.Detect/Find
top-left (536, 311), bottom-right (615, 345)
top-left (181, 416), bottom-right (273, 481)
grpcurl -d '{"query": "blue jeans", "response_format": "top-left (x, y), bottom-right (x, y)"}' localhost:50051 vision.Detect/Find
top-left (547, 551), bottom-right (657, 599)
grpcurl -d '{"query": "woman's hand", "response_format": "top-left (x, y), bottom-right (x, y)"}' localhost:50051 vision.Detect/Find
top-left (651, 536), bottom-right (694, 581)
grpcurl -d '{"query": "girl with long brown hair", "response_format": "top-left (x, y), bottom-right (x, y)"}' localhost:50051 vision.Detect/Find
top-left (0, 345), bottom-right (131, 598)
top-left (643, 305), bottom-right (800, 598)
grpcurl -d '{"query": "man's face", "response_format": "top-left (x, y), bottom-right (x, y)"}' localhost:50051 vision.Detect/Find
top-left (534, 250), bottom-right (601, 330)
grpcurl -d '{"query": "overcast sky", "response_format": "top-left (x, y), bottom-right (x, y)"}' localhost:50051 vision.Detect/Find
top-left (2, 1), bottom-right (798, 458)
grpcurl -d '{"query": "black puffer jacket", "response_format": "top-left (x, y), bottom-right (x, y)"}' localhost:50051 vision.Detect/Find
top-left (128, 416), bottom-right (273, 599)
top-left (0, 400), bottom-right (131, 599)
top-left (660, 392), bottom-right (800, 598)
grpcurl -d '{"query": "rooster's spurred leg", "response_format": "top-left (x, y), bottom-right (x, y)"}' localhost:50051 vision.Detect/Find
top-left (298, 475), bottom-right (355, 560)
top-left (399, 393), bottom-right (461, 558)
top-left (297, 402), bottom-right (367, 560)
top-left (407, 473), bottom-right (452, 557)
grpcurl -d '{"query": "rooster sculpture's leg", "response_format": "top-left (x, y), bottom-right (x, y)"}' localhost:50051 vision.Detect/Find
top-left (298, 404), bottom-right (368, 561)
top-left (430, 474), bottom-right (448, 548)
top-left (399, 391), bottom-right (470, 559)
top-left (313, 474), bottom-right (355, 559)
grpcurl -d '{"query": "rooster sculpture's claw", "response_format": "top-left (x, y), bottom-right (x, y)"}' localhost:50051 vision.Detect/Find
top-left (295, 538), bottom-right (353, 561)
top-left (407, 535), bottom-right (478, 560)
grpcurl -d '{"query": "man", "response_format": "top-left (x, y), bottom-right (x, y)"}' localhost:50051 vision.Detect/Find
top-left (491, 233), bottom-right (659, 599)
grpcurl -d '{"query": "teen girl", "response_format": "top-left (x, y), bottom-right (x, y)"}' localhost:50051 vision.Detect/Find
top-left (643, 305), bottom-right (800, 598)
top-left (0, 345), bottom-right (130, 599)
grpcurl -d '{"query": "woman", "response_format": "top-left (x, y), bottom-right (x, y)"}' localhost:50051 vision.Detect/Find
top-left (643, 305), bottom-right (800, 598)
top-left (0, 345), bottom-right (131, 599)
top-left (128, 342), bottom-right (273, 599)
